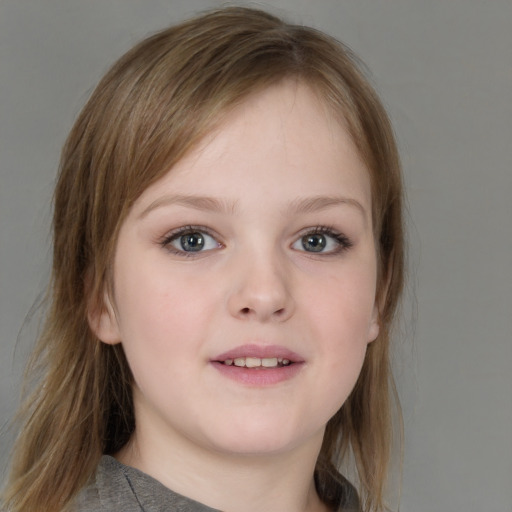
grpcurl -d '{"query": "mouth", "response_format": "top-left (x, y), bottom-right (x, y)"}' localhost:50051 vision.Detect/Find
top-left (210, 345), bottom-right (305, 388)
top-left (211, 345), bottom-right (303, 385)
top-left (219, 356), bottom-right (292, 368)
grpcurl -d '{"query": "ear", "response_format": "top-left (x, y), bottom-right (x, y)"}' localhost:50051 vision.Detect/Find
top-left (368, 253), bottom-right (394, 343)
top-left (368, 303), bottom-right (380, 343)
top-left (87, 292), bottom-right (121, 345)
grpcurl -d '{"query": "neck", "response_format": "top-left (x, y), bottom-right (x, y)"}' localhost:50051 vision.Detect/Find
top-left (117, 425), bottom-right (330, 512)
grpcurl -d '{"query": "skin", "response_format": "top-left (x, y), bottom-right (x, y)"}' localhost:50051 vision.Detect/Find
top-left (91, 81), bottom-right (379, 512)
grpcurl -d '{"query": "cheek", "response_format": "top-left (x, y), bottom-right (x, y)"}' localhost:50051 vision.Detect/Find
top-left (112, 267), bottom-right (207, 399)
top-left (112, 254), bottom-right (224, 373)
top-left (116, 250), bottom-right (201, 325)
top-left (307, 264), bottom-right (377, 339)
top-left (302, 262), bottom-right (376, 394)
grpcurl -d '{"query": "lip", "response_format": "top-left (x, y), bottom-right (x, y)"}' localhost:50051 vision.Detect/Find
top-left (211, 344), bottom-right (305, 386)
top-left (213, 344), bottom-right (304, 363)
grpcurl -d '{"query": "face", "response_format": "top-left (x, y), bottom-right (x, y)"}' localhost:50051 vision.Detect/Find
top-left (93, 81), bottom-right (379, 461)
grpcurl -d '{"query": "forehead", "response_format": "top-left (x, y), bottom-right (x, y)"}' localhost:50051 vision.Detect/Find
top-left (132, 81), bottom-right (372, 217)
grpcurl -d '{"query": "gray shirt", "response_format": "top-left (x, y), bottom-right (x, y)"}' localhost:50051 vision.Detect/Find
top-left (73, 456), bottom-right (359, 511)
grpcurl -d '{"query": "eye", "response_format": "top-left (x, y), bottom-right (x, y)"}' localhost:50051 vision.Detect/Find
top-left (301, 233), bottom-right (328, 252)
top-left (292, 227), bottom-right (353, 255)
top-left (162, 226), bottom-right (221, 255)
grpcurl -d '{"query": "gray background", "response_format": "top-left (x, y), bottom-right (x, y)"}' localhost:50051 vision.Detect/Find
top-left (1, 1), bottom-right (511, 510)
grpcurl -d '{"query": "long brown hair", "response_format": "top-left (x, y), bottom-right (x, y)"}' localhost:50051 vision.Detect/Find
top-left (2, 7), bottom-right (404, 512)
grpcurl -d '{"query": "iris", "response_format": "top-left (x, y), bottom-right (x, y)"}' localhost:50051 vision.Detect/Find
top-left (302, 234), bottom-right (327, 252)
top-left (180, 232), bottom-right (205, 252)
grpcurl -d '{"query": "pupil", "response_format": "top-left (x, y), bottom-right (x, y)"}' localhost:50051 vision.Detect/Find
top-left (181, 232), bottom-right (204, 251)
top-left (303, 234), bottom-right (326, 252)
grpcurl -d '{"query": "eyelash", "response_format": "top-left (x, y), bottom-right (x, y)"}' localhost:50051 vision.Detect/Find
top-left (159, 225), bottom-right (353, 257)
top-left (160, 225), bottom-right (221, 257)
top-left (297, 225), bottom-right (354, 255)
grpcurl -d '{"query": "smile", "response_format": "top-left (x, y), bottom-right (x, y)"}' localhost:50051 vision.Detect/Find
top-left (212, 344), bottom-right (303, 385)
top-left (222, 357), bottom-right (291, 368)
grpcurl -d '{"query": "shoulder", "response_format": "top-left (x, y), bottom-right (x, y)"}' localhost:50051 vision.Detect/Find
top-left (72, 456), bottom-right (220, 512)
top-left (72, 456), bottom-right (142, 512)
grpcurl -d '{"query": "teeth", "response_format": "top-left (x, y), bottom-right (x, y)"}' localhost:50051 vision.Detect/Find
top-left (223, 357), bottom-right (290, 368)
top-left (245, 357), bottom-right (260, 368)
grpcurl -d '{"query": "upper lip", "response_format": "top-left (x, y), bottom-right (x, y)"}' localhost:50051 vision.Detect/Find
top-left (212, 344), bottom-right (304, 363)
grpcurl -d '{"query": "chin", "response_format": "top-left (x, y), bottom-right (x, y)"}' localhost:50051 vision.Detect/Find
top-left (204, 420), bottom-right (322, 457)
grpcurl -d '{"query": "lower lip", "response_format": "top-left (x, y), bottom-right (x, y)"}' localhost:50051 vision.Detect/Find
top-left (211, 361), bottom-right (304, 386)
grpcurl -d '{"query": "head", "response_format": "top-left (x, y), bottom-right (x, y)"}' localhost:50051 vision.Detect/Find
top-left (51, 6), bottom-right (403, 510)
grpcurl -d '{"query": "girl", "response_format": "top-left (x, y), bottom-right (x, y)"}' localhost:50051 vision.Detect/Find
top-left (2, 7), bottom-right (404, 512)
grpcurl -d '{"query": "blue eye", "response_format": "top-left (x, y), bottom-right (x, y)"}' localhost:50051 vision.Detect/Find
top-left (177, 232), bottom-right (206, 252)
top-left (163, 227), bottom-right (220, 255)
top-left (301, 233), bottom-right (327, 252)
top-left (292, 228), bottom-right (352, 254)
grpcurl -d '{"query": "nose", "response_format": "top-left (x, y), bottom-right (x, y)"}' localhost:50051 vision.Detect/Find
top-left (227, 250), bottom-right (295, 323)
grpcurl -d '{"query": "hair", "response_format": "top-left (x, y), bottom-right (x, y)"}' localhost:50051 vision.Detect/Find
top-left (2, 6), bottom-right (404, 512)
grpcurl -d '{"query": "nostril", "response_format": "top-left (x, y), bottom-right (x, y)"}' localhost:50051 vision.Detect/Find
top-left (240, 307), bottom-right (251, 315)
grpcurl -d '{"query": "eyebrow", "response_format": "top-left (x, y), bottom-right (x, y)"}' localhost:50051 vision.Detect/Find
top-left (287, 195), bottom-right (367, 218)
top-left (138, 193), bottom-right (368, 221)
top-left (138, 194), bottom-right (239, 218)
